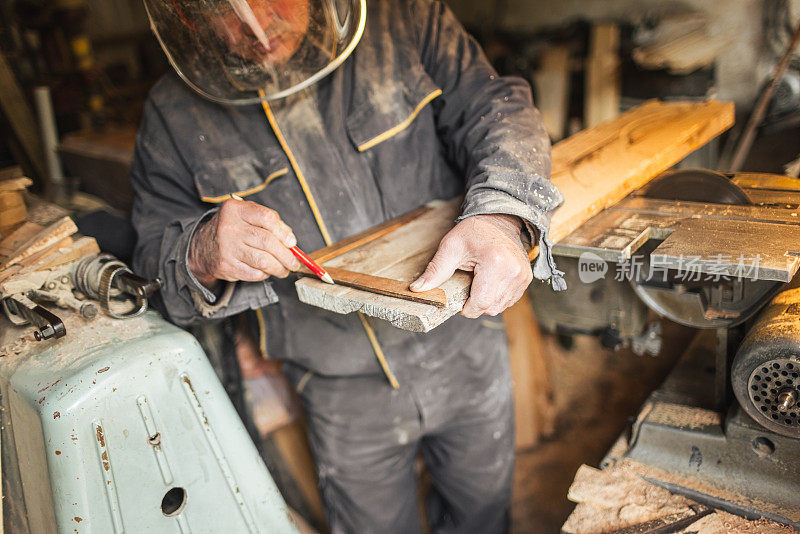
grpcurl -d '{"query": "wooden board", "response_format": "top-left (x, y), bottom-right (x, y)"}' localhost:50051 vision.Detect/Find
top-left (0, 217), bottom-right (77, 269)
top-left (296, 199), bottom-right (470, 332)
top-left (0, 49), bottom-right (46, 184)
top-left (548, 99), bottom-right (734, 243)
top-left (585, 23), bottom-right (620, 129)
top-left (309, 205), bottom-right (433, 264)
top-left (533, 46), bottom-right (571, 141)
top-left (504, 292), bottom-right (555, 449)
top-left (318, 267), bottom-right (447, 307)
top-left (0, 176), bottom-right (31, 192)
top-left (18, 236), bottom-right (99, 274)
top-left (296, 100), bottom-right (735, 332)
top-left (0, 191), bottom-right (26, 237)
top-left (0, 222), bottom-right (43, 260)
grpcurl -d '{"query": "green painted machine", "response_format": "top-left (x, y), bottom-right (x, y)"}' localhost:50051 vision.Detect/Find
top-left (0, 261), bottom-right (298, 533)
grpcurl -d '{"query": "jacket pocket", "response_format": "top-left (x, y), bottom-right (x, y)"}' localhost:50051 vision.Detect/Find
top-left (345, 66), bottom-right (442, 152)
top-left (193, 148), bottom-right (289, 204)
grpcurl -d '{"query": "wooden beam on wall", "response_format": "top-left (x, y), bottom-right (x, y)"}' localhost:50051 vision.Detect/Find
top-left (585, 23), bottom-right (621, 129)
top-left (0, 49), bottom-right (46, 187)
top-left (533, 46), bottom-right (571, 141)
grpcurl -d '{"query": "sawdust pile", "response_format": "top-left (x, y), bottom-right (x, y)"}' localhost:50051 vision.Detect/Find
top-left (562, 461), bottom-right (794, 533)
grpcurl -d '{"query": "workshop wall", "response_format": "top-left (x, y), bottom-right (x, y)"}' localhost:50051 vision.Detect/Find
top-left (450, 0), bottom-right (800, 108)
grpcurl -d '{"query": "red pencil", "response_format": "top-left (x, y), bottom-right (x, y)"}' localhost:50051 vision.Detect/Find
top-left (289, 245), bottom-right (334, 284)
top-left (230, 193), bottom-right (334, 284)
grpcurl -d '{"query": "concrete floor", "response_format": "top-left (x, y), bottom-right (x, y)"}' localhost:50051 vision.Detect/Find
top-left (510, 320), bottom-right (696, 532)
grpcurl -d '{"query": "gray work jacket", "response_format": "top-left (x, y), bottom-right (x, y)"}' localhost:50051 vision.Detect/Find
top-left (130, 0), bottom-right (564, 377)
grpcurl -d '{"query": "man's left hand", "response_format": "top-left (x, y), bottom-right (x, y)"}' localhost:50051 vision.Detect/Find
top-left (409, 214), bottom-right (533, 318)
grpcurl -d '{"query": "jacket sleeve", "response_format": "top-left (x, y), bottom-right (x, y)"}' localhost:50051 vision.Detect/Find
top-left (130, 97), bottom-right (278, 326)
top-left (411, 0), bottom-right (566, 290)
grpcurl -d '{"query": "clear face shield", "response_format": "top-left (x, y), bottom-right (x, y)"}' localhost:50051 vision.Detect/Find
top-left (143, 0), bottom-right (366, 104)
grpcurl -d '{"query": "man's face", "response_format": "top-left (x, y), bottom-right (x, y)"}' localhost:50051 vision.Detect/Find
top-left (207, 0), bottom-right (310, 65)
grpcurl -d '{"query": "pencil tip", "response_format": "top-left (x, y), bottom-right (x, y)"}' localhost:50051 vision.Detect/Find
top-left (321, 273), bottom-right (335, 285)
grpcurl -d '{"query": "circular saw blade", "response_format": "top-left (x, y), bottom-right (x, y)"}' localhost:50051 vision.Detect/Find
top-left (631, 169), bottom-right (778, 329)
top-left (639, 168), bottom-right (752, 205)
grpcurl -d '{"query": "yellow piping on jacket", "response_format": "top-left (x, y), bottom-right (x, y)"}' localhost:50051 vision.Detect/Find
top-left (258, 91), bottom-right (400, 389)
top-left (200, 168), bottom-right (289, 203)
top-left (357, 89), bottom-right (442, 151)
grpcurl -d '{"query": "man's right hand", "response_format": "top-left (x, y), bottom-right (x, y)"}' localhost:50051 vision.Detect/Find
top-left (188, 198), bottom-right (302, 289)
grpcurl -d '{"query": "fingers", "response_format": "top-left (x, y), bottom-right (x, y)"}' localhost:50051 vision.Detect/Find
top-left (240, 226), bottom-right (301, 272)
top-left (461, 255), bottom-right (533, 319)
top-left (410, 237), bottom-right (465, 292)
top-left (234, 198), bottom-right (297, 247)
top-left (226, 198), bottom-right (301, 273)
top-left (221, 259), bottom-right (272, 282)
top-left (192, 199), bottom-right (303, 283)
top-left (239, 244), bottom-right (292, 278)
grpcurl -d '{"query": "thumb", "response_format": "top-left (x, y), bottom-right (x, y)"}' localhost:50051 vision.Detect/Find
top-left (410, 241), bottom-right (463, 292)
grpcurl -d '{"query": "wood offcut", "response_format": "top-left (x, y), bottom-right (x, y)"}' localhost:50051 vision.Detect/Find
top-left (0, 216), bottom-right (77, 269)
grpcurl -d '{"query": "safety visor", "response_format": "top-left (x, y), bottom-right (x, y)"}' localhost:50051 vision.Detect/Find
top-left (144, 0), bottom-right (366, 104)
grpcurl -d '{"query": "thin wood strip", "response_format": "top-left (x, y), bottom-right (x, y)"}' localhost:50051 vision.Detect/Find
top-left (0, 221), bottom-right (43, 259)
top-left (298, 265), bottom-right (447, 307)
top-left (0, 264), bottom-right (21, 284)
top-left (309, 205), bottom-right (435, 264)
top-left (15, 237), bottom-right (73, 270)
top-left (19, 236), bottom-right (99, 274)
top-left (1, 217), bottom-right (77, 269)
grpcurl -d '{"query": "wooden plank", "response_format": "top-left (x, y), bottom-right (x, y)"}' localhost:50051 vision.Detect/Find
top-left (12, 237), bottom-right (73, 271)
top-left (504, 292), bottom-right (555, 449)
top-left (0, 49), bottom-right (46, 184)
top-left (0, 217), bottom-right (77, 269)
top-left (533, 46), bottom-right (571, 141)
top-left (0, 176), bottom-right (30, 236)
top-left (18, 236), bottom-right (99, 274)
top-left (0, 222), bottom-right (43, 259)
top-left (731, 172), bottom-right (800, 191)
top-left (296, 100), bottom-right (735, 332)
top-left (549, 99), bottom-right (734, 243)
top-left (0, 176), bottom-right (31, 192)
top-left (297, 198), bottom-right (474, 332)
top-left (0, 192), bottom-right (26, 237)
top-left (585, 23), bottom-right (620, 129)
top-left (309, 205), bottom-right (433, 264)
top-left (300, 266), bottom-right (447, 307)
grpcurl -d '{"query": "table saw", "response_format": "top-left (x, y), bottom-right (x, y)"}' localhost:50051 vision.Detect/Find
top-left (531, 168), bottom-right (800, 528)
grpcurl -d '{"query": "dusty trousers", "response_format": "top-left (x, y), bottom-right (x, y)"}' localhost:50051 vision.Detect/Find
top-left (283, 320), bottom-right (515, 534)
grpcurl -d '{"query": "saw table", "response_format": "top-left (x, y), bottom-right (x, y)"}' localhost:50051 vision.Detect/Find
top-left (537, 169), bottom-right (800, 530)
